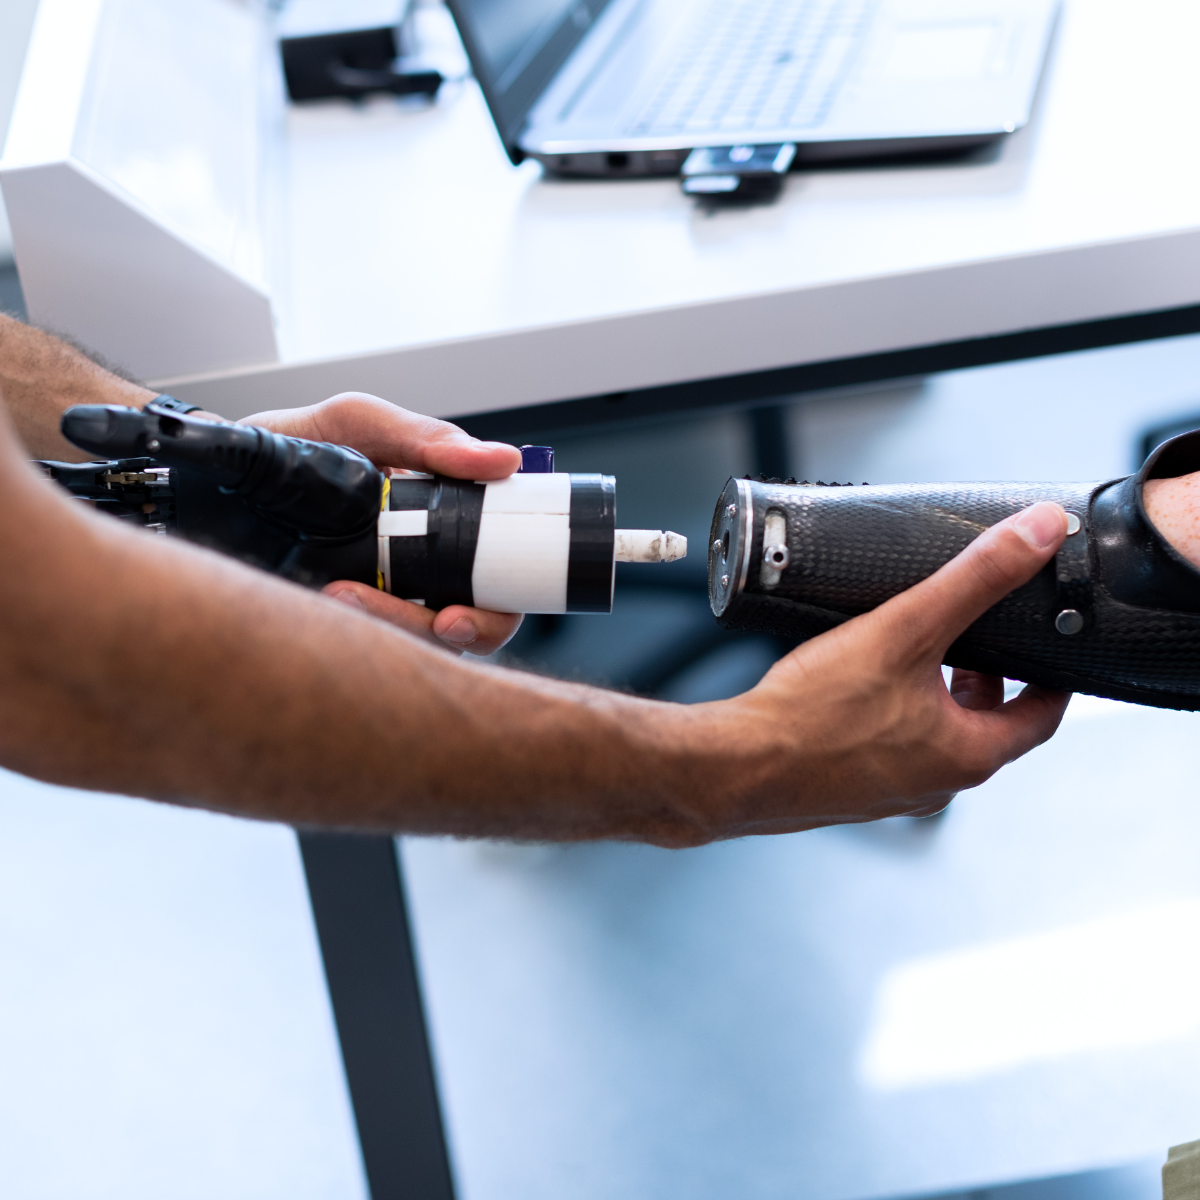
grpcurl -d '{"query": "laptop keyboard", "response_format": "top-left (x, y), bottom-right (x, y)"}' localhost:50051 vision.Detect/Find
top-left (623, 0), bottom-right (875, 137)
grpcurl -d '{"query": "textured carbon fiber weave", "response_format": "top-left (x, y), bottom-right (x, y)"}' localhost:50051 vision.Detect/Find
top-left (713, 478), bottom-right (1200, 711)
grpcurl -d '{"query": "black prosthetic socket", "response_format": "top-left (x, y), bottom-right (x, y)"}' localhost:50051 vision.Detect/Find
top-left (709, 428), bottom-right (1200, 710)
top-left (384, 475), bottom-right (487, 608)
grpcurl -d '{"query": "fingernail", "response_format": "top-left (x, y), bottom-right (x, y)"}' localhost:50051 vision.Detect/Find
top-left (332, 589), bottom-right (365, 610)
top-left (1013, 502), bottom-right (1066, 551)
top-left (440, 617), bottom-right (478, 644)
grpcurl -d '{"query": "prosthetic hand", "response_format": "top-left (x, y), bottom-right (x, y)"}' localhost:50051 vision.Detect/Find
top-left (708, 428), bottom-right (1200, 711)
top-left (42, 402), bottom-right (686, 613)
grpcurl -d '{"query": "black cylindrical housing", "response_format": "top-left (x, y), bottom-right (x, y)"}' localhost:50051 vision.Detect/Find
top-left (384, 472), bottom-right (615, 613)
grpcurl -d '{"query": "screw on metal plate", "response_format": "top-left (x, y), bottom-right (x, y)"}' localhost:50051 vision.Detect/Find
top-left (1065, 511), bottom-right (1082, 535)
top-left (720, 574), bottom-right (730, 588)
top-left (1055, 608), bottom-right (1084, 635)
top-left (712, 539), bottom-right (724, 557)
top-left (726, 504), bottom-right (737, 519)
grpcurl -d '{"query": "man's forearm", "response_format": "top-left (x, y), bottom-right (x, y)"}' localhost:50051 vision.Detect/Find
top-left (0, 314), bottom-right (158, 459)
top-left (0, 457), bottom-right (724, 843)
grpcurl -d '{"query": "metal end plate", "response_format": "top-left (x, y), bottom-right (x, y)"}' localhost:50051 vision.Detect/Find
top-left (709, 478), bottom-right (753, 616)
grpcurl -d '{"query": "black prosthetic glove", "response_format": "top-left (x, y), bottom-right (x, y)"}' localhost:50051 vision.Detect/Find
top-left (709, 429), bottom-right (1200, 710)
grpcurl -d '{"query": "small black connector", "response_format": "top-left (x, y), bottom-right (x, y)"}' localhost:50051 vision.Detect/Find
top-left (280, 27), bottom-right (442, 102)
top-left (680, 143), bottom-right (796, 206)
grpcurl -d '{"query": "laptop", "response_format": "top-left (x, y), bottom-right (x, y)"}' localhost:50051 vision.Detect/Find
top-left (444, 0), bottom-right (1059, 177)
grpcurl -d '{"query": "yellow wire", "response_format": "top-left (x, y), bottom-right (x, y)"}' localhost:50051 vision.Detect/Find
top-left (376, 476), bottom-right (392, 590)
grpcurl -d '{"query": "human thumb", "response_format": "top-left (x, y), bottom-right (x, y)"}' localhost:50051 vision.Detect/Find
top-left (875, 501), bottom-right (1068, 662)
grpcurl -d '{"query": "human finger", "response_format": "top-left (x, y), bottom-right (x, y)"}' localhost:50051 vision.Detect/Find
top-left (322, 582), bottom-right (522, 656)
top-left (993, 682), bottom-right (1071, 751)
top-left (875, 501), bottom-right (1068, 663)
top-left (430, 604), bottom-right (524, 656)
top-left (244, 392), bottom-right (522, 479)
top-left (953, 682), bottom-right (1071, 782)
top-left (948, 668), bottom-right (1005, 711)
top-left (323, 582), bottom-right (443, 644)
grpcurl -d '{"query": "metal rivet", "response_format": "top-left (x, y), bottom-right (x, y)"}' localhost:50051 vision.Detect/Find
top-left (763, 543), bottom-right (790, 569)
top-left (1055, 608), bottom-right (1084, 635)
top-left (146, 438), bottom-right (161, 453)
top-left (712, 539), bottom-right (723, 557)
top-left (1065, 511), bottom-right (1081, 536)
top-left (720, 574), bottom-right (730, 588)
top-left (726, 504), bottom-right (738, 519)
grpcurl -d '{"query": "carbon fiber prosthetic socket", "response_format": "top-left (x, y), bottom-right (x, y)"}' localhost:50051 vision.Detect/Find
top-left (708, 428), bottom-right (1200, 710)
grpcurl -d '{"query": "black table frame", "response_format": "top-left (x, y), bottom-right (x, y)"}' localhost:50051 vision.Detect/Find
top-left (299, 300), bottom-right (1200, 1200)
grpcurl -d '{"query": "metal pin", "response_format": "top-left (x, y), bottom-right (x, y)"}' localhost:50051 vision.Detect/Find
top-left (614, 530), bottom-right (687, 563)
top-left (1055, 609), bottom-right (1084, 635)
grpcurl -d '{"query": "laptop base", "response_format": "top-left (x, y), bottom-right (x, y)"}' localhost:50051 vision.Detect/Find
top-left (528, 131), bottom-right (1004, 179)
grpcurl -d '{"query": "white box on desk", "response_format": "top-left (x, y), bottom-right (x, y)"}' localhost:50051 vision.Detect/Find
top-left (0, 0), bottom-right (281, 380)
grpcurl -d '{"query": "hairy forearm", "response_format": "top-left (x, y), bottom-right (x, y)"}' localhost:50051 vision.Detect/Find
top-left (0, 322), bottom-right (694, 836)
top-left (0, 461), bottom-right (725, 842)
top-left (0, 314), bottom-right (156, 459)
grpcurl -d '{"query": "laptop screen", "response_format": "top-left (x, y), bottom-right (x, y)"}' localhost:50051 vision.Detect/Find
top-left (446, 0), bottom-right (612, 160)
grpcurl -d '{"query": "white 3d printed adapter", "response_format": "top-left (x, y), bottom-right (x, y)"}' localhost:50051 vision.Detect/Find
top-left (379, 469), bottom-right (686, 613)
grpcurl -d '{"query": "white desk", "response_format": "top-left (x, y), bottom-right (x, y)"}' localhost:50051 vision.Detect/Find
top-left (161, 0), bottom-right (1200, 424)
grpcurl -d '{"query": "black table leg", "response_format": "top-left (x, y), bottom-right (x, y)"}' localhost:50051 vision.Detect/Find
top-left (298, 831), bottom-right (456, 1200)
top-left (749, 403), bottom-right (792, 480)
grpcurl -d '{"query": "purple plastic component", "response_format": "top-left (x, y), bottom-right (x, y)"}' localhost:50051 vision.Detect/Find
top-left (518, 445), bottom-right (554, 473)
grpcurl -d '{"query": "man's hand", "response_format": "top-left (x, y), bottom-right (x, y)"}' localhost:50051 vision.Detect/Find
top-left (667, 501), bottom-right (1072, 844)
top-left (243, 391), bottom-right (524, 657)
top-left (241, 390), bottom-right (520, 479)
